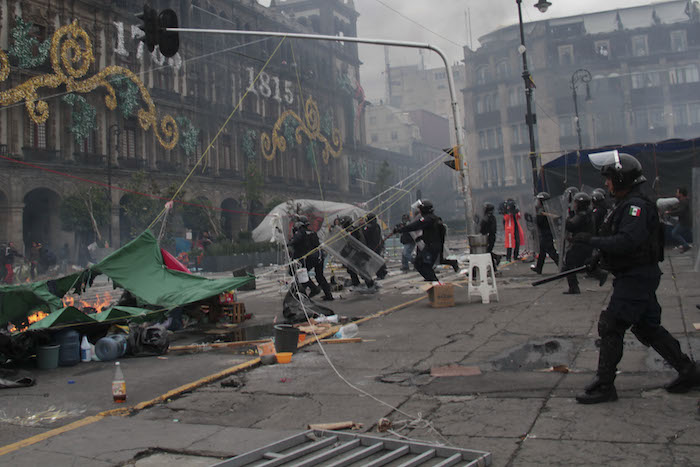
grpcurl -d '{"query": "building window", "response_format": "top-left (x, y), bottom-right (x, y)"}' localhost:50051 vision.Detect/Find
top-left (671, 30), bottom-right (687, 52)
top-left (514, 156), bottom-right (523, 181)
top-left (489, 160), bottom-right (498, 184)
top-left (496, 60), bottom-right (510, 79)
top-left (482, 93), bottom-right (497, 113)
top-left (669, 65), bottom-right (699, 85)
top-left (689, 103), bottom-right (700, 124)
top-left (122, 127), bottom-right (137, 158)
top-left (434, 71), bottom-right (446, 80)
top-left (631, 35), bottom-right (648, 57)
top-left (508, 87), bottom-right (525, 107)
top-left (479, 131), bottom-right (487, 150)
top-left (558, 45), bottom-right (573, 65)
top-left (673, 104), bottom-right (689, 126)
top-left (27, 120), bottom-right (47, 148)
top-left (369, 116), bottom-right (376, 125)
top-left (631, 71), bottom-right (661, 89)
top-left (649, 107), bottom-right (664, 129)
top-left (371, 133), bottom-right (379, 143)
top-left (510, 123), bottom-right (528, 145)
top-left (476, 66), bottom-right (490, 85)
top-left (390, 131), bottom-right (398, 141)
top-left (594, 40), bottom-right (610, 58)
top-left (480, 161), bottom-right (489, 186)
top-left (476, 96), bottom-right (484, 114)
top-left (559, 116), bottom-right (574, 137)
top-left (79, 131), bottom-right (96, 154)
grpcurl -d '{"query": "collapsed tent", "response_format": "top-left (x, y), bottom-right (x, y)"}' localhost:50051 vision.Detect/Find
top-left (0, 230), bottom-right (254, 330)
top-left (252, 199), bottom-right (368, 244)
top-left (541, 137), bottom-right (700, 198)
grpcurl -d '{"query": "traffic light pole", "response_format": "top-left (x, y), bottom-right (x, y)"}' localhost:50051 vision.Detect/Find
top-left (166, 27), bottom-right (476, 235)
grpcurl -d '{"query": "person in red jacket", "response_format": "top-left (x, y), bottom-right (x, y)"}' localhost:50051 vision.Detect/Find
top-left (503, 199), bottom-right (524, 262)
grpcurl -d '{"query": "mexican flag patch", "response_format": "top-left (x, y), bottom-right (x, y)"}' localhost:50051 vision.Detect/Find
top-left (629, 205), bottom-right (641, 217)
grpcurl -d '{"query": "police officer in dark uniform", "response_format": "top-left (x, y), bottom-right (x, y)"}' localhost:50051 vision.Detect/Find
top-left (562, 192), bottom-right (596, 294)
top-left (480, 203), bottom-right (501, 271)
top-left (591, 188), bottom-right (609, 234)
top-left (362, 212), bottom-right (388, 279)
top-left (530, 192), bottom-right (559, 274)
top-left (288, 218), bottom-right (333, 301)
top-left (394, 199), bottom-right (441, 282)
top-left (574, 151), bottom-right (700, 404)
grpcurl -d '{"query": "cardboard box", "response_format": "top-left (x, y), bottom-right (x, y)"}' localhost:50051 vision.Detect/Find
top-left (427, 283), bottom-right (455, 308)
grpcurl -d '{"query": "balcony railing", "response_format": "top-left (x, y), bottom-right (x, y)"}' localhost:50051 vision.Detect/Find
top-left (22, 147), bottom-right (61, 162)
top-left (117, 157), bottom-right (146, 170)
top-left (73, 152), bottom-right (106, 166)
top-left (156, 160), bottom-right (180, 173)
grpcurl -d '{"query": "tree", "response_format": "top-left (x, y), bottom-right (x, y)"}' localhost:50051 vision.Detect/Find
top-left (181, 197), bottom-right (223, 239)
top-left (59, 187), bottom-right (110, 244)
top-left (119, 171), bottom-right (181, 241)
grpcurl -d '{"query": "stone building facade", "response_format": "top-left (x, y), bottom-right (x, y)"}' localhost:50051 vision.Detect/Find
top-left (462, 0), bottom-right (700, 210)
top-left (0, 0), bottom-right (422, 256)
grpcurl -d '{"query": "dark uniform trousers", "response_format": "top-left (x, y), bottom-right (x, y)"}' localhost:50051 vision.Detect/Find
top-left (414, 246), bottom-right (439, 282)
top-left (596, 264), bottom-right (692, 384)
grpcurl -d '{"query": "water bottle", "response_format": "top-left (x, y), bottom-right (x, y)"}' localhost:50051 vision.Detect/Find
top-left (80, 335), bottom-right (91, 362)
top-left (112, 361), bottom-right (126, 403)
top-left (334, 323), bottom-right (359, 339)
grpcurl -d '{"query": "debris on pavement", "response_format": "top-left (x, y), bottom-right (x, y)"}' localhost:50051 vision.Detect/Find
top-left (430, 364), bottom-right (481, 377)
top-left (0, 406), bottom-right (86, 426)
top-left (535, 364), bottom-right (570, 373)
top-left (320, 337), bottom-right (362, 344)
top-left (377, 418), bottom-right (392, 432)
top-left (307, 421), bottom-right (363, 431)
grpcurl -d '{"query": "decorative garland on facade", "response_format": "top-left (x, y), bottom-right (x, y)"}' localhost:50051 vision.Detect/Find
top-left (175, 116), bottom-right (200, 157)
top-left (261, 97), bottom-right (342, 164)
top-left (9, 17), bottom-right (50, 68)
top-left (282, 116), bottom-right (299, 148)
top-left (109, 74), bottom-right (140, 119)
top-left (242, 129), bottom-right (257, 160)
top-left (321, 111), bottom-right (333, 137)
top-left (62, 93), bottom-right (97, 145)
top-left (0, 20), bottom-right (178, 150)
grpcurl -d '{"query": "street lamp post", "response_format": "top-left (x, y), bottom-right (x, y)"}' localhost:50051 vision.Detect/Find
top-left (107, 124), bottom-right (121, 246)
top-left (571, 68), bottom-right (592, 184)
top-left (517, 0), bottom-right (552, 196)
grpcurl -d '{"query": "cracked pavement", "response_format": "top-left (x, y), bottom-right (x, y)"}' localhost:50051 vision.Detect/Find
top-left (1, 251), bottom-right (699, 466)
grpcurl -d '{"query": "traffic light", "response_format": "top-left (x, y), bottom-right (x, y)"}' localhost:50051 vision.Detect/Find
top-left (136, 5), bottom-right (180, 58)
top-left (443, 146), bottom-right (461, 171)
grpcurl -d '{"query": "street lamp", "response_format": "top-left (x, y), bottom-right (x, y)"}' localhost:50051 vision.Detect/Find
top-left (517, 0), bottom-right (552, 196)
top-left (571, 68), bottom-right (592, 152)
top-left (107, 124), bottom-right (121, 246)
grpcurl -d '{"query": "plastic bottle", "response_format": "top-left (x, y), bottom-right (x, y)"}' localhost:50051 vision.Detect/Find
top-left (112, 362), bottom-right (126, 403)
top-left (80, 336), bottom-right (91, 362)
top-left (334, 323), bottom-right (359, 339)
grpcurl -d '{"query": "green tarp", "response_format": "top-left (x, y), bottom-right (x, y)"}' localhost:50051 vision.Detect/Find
top-left (27, 306), bottom-right (160, 330)
top-left (1, 230), bottom-right (254, 329)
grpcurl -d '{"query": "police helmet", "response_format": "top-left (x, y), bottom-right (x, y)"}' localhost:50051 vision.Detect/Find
top-left (483, 202), bottom-right (495, 214)
top-left (591, 190), bottom-right (606, 205)
top-left (367, 212), bottom-right (377, 223)
top-left (536, 192), bottom-right (551, 201)
top-left (573, 192), bottom-right (591, 212)
top-left (589, 150), bottom-right (646, 190)
top-left (418, 199), bottom-right (434, 214)
top-left (297, 215), bottom-right (310, 226)
top-left (292, 221), bottom-right (305, 232)
top-left (338, 215), bottom-right (353, 229)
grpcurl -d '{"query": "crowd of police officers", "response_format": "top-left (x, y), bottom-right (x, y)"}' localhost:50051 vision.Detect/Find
top-left (286, 151), bottom-right (699, 403)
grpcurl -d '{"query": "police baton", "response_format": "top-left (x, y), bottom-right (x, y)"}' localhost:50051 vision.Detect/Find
top-left (531, 265), bottom-right (588, 286)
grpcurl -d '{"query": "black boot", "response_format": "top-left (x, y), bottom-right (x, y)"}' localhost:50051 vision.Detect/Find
top-left (597, 271), bottom-right (609, 287)
top-left (665, 362), bottom-right (700, 393)
top-left (576, 383), bottom-right (618, 404)
top-left (306, 282), bottom-right (321, 298)
top-left (563, 286), bottom-right (581, 295)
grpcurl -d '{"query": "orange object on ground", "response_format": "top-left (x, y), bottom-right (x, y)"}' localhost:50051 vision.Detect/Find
top-left (276, 352), bottom-right (292, 364)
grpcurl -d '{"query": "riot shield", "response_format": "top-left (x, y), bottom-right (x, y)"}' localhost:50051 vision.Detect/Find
top-left (321, 226), bottom-right (385, 282)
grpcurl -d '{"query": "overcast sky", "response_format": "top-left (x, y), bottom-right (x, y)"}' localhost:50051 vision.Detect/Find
top-left (352, 0), bottom-right (658, 101)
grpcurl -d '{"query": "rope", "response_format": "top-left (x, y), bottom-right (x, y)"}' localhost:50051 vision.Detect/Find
top-left (147, 36), bottom-right (288, 231)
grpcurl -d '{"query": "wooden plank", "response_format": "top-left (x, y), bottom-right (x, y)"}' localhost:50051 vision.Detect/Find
top-left (319, 338), bottom-right (363, 344)
top-left (169, 339), bottom-right (272, 352)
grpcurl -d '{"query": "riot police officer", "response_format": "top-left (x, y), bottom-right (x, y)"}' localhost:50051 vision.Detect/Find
top-left (531, 192), bottom-right (559, 274)
top-left (338, 215), bottom-right (376, 291)
top-left (362, 212), bottom-right (388, 279)
top-left (591, 188), bottom-right (609, 234)
top-left (562, 192), bottom-right (596, 294)
top-left (288, 218), bottom-right (333, 301)
top-left (479, 203), bottom-right (501, 271)
top-left (394, 199), bottom-right (441, 282)
top-left (574, 151), bottom-right (700, 403)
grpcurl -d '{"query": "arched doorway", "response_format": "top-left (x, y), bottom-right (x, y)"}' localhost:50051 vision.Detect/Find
top-left (0, 190), bottom-right (8, 243)
top-left (23, 188), bottom-right (62, 256)
top-left (221, 198), bottom-right (243, 239)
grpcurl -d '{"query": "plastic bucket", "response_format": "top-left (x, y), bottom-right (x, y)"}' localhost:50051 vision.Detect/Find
top-left (296, 267), bottom-right (309, 283)
top-left (36, 344), bottom-right (60, 369)
top-left (54, 329), bottom-right (80, 366)
top-left (95, 334), bottom-right (128, 361)
top-left (468, 234), bottom-right (488, 254)
top-left (274, 324), bottom-right (300, 354)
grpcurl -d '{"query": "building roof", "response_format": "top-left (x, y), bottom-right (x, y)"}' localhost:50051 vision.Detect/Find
top-left (479, 0), bottom-right (695, 46)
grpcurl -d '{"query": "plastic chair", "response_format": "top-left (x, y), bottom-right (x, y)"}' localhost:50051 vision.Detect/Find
top-left (467, 253), bottom-right (499, 304)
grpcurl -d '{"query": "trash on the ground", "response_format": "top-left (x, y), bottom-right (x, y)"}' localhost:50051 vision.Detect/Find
top-left (535, 364), bottom-right (570, 373)
top-left (169, 339), bottom-right (271, 353)
top-left (320, 338), bottom-right (363, 344)
top-left (260, 354), bottom-right (276, 365)
top-left (296, 323), bottom-right (333, 335)
top-left (377, 418), bottom-right (392, 432)
top-left (67, 380), bottom-right (75, 384)
top-left (693, 323), bottom-right (700, 331)
top-left (333, 323), bottom-right (359, 339)
top-left (0, 369), bottom-right (35, 389)
top-left (424, 282), bottom-right (455, 308)
top-left (307, 421), bottom-right (363, 431)
top-left (430, 364), bottom-right (482, 377)
top-left (256, 341), bottom-right (276, 356)
top-left (0, 406), bottom-right (86, 426)
top-left (220, 377), bottom-right (243, 388)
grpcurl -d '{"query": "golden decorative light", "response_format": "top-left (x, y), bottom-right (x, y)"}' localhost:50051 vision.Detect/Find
top-left (0, 21), bottom-right (178, 150)
top-left (261, 97), bottom-right (343, 163)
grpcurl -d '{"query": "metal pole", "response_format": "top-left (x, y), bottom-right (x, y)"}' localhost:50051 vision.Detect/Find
top-left (107, 124), bottom-right (120, 246)
top-left (570, 69), bottom-right (591, 186)
top-left (517, 0), bottom-right (539, 197)
top-left (167, 27), bottom-right (477, 235)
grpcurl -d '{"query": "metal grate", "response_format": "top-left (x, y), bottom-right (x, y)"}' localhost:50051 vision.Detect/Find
top-left (212, 430), bottom-right (491, 467)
